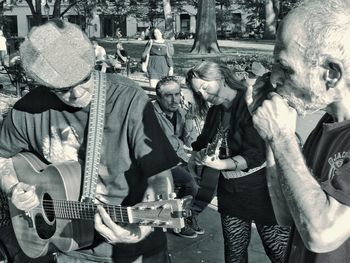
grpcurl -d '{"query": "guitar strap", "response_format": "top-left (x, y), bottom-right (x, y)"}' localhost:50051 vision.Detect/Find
top-left (80, 71), bottom-right (107, 202)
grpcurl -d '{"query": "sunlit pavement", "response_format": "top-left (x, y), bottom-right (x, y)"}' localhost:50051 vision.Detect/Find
top-left (167, 199), bottom-right (271, 263)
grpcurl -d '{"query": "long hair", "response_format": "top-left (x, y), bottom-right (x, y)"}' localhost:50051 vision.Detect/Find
top-left (186, 61), bottom-right (247, 118)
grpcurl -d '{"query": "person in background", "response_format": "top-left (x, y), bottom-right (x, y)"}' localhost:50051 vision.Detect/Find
top-left (92, 40), bottom-right (106, 63)
top-left (251, 1), bottom-right (350, 262)
top-left (186, 61), bottom-right (290, 263)
top-left (0, 30), bottom-right (7, 67)
top-left (152, 76), bottom-right (204, 239)
top-left (113, 42), bottom-right (128, 72)
top-left (115, 42), bottom-right (128, 64)
top-left (141, 27), bottom-right (174, 88)
top-left (0, 19), bottom-right (179, 263)
top-left (92, 40), bottom-right (110, 73)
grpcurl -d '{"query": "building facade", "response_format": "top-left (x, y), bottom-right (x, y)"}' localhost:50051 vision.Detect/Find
top-left (3, 2), bottom-right (249, 41)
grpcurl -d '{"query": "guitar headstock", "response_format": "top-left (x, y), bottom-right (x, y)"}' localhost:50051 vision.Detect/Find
top-left (205, 128), bottom-right (228, 157)
top-left (129, 195), bottom-right (191, 229)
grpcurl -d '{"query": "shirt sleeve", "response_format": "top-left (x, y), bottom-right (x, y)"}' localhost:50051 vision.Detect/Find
top-left (165, 41), bottom-right (174, 67)
top-left (180, 109), bottom-right (197, 147)
top-left (321, 157), bottom-right (350, 206)
top-left (141, 40), bottom-right (152, 61)
top-left (0, 110), bottom-right (30, 158)
top-left (128, 94), bottom-right (180, 178)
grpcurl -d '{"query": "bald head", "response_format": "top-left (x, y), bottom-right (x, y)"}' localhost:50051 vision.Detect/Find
top-left (279, 0), bottom-right (350, 65)
top-left (270, 0), bottom-right (350, 115)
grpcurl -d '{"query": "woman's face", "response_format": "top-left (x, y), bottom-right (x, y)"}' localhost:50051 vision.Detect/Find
top-left (154, 29), bottom-right (163, 40)
top-left (190, 78), bottom-right (226, 105)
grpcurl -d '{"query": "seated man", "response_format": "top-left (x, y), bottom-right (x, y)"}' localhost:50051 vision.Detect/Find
top-left (152, 76), bottom-right (204, 239)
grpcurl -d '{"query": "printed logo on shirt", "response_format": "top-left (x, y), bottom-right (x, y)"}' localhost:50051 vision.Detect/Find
top-left (328, 151), bottom-right (349, 180)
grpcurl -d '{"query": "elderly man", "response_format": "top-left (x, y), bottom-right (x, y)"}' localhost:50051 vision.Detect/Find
top-left (0, 20), bottom-right (179, 263)
top-left (152, 76), bottom-right (204, 239)
top-left (251, 0), bottom-right (350, 262)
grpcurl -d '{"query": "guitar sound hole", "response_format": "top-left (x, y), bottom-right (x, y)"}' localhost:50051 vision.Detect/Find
top-left (42, 193), bottom-right (55, 222)
top-left (35, 214), bottom-right (56, 239)
top-left (34, 193), bottom-right (56, 239)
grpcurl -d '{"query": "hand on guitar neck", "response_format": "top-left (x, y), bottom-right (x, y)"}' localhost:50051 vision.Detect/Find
top-left (189, 136), bottom-right (228, 171)
top-left (95, 205), bottom-right (153, 244)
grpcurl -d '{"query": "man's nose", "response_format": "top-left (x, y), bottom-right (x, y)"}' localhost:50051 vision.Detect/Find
top-left (71, 86), bottom-right (84, 98)
top-left (270, 64), bottom-right (285, 87)
top-left (173, 95), bottom-right (181, 103)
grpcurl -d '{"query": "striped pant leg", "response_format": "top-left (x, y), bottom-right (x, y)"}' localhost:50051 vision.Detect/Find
top-left (255, 224), bottom-right (291, 263)
top-left (221, 214), bottom-right (252, 263)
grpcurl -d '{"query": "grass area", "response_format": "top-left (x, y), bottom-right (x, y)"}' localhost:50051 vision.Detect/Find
top-left (99, 39), bottom-right (274, 77)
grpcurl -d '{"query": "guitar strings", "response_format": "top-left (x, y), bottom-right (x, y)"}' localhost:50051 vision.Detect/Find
top-left (27, 200), bottom-right (171, 222)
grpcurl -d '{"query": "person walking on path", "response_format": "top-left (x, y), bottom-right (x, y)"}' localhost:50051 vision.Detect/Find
top-left (141, 27), bottom-right (174, 89)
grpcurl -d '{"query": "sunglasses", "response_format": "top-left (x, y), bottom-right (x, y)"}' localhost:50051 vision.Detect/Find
top-left (48, 75), bottom-right (92, 94)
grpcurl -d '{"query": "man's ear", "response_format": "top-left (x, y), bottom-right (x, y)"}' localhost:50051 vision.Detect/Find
top-left (324, 61), bottom-right (342, 90)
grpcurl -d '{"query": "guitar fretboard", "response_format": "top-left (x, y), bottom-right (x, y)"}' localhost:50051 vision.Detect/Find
top-left (40, 200), bottom-right (130, 223)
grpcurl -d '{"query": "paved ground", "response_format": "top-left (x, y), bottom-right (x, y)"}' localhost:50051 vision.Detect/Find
top-left (167, 201), bottom-right (272, 263)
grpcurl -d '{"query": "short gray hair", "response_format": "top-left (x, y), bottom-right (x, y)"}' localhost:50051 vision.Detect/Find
top-left (295, 0), bottom-right (350, 80)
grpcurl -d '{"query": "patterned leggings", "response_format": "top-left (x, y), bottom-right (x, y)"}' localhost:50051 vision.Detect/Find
top-left (221, 214), bottom-right (290, 263)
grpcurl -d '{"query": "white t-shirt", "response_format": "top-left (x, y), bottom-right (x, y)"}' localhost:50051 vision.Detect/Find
top-left (0, 36), bottom-right (7, 52)
top-left (94, 45), bottom-right (106, 61)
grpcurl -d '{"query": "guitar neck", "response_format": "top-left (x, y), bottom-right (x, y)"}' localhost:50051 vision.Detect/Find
top-left (45, 200), bottom-right (130, 223)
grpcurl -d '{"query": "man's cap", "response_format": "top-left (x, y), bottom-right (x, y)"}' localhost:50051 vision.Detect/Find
top-left (20, 19), bottom-right (95, 89)
top-left (246, 62), bottom-right (268, 77)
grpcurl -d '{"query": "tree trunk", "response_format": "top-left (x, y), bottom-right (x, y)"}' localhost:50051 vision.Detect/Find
top-left (191, 0), bottom-right (220, 54)
top-left (163, 0), bottom-right (174, 39)
top-left (53, 0), bottom-right (62, 18)
top-left (263, 0), bottom-right (279, 39)
top-left (24, 0), bottom-right (43, 26)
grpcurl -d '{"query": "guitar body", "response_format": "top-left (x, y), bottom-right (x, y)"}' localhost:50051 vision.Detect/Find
top-left (195, 166), bottom-right (220, 205)
top-left (10, 152), bottom-right (94, 258)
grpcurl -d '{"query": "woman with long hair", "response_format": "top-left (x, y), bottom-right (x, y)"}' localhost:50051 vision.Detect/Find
top-left (186, 61), bottom-right (290, 263)
top-left (141, 27), bottom-right (174, 88)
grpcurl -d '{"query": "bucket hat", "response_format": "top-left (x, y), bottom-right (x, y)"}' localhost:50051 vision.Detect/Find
top-left (20, 19), bottom-right (95, 89)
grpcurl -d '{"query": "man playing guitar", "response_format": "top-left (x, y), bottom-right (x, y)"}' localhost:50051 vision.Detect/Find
top-left (0, 20), bottom-right (180, 263)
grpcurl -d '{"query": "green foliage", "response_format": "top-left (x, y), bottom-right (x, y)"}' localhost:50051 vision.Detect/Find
top-left (234, 0), bottom-right (302, 33)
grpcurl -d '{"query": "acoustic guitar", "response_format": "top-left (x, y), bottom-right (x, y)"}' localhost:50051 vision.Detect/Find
top-left (9, 152), bottom-right (190, 259)
top-left (195, 131), bottom-right (225, 205)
